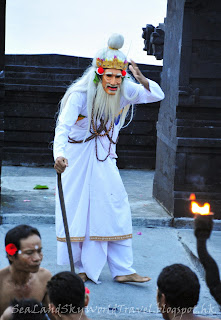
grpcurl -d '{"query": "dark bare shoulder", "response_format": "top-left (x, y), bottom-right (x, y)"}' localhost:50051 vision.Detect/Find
top-left (0, 267), bottom-right (10, 280)
top-left (38, 268), bottom-right (52, 279)
top-left (38, 267), bottom-right (52, 283)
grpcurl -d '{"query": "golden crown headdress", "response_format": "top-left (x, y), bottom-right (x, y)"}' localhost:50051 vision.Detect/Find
top-left (96, 56), bottom-right (128, 71)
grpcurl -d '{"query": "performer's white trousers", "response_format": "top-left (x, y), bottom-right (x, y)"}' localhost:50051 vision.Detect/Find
top-left (57, 234), bottom-right (136, 284)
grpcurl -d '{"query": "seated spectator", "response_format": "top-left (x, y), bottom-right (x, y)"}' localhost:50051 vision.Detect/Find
top-left (0, 225), bottom-right (52, 316)
top-left (157, 264), bottom-right (219, 320)
top-left (47, 271), bottom-right (90, 320)
top-left (0, 298), bottom-right (48, 320)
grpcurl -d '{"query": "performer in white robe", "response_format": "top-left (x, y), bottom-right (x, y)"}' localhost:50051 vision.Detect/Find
top-left (53, 34), bottom-right (164, 284)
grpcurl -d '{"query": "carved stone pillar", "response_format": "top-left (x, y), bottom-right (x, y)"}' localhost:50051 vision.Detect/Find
top-left (0, 0), bottom-right (6, 90)
top-left (153, 0), bottom-right (221, 219)
top-left (0, 0), bottom-right (6, 209)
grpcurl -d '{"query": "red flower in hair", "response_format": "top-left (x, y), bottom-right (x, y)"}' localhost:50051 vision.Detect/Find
top-left (97, 67), bottom-right (104, 75)
top-left (85, 287), bottom-right (90, 294)
top-left (5, 243), bottom-right (18, 256)
top-left (121, 70), bottom-right (126, 77)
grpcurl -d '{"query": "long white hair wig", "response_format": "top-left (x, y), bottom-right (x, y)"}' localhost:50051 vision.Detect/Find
top-left (57, 34), bottom-right (140, 133)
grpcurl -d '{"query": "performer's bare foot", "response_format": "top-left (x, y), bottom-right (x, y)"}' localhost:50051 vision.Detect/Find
top-left (114, 273), bottom-right (151, 283)
top-left (78, 272), bottom-right (88, 282)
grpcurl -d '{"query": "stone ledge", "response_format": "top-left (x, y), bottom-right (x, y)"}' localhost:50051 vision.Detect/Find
top-left (1, 214), bottom-right (55, 224)
top-left (2, 214), bottom-right (221, 230)
top-left (173, 217), bottom-right (221, 231)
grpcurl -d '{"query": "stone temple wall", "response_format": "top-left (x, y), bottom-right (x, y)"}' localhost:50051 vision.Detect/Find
top-left (2, 54), bottom-right (162, 169)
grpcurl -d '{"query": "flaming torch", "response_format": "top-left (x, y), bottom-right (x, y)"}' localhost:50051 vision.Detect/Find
top-left (190, 194), bottom-right (221, 305)
top-left (190, 193), bottom-right (213, 239)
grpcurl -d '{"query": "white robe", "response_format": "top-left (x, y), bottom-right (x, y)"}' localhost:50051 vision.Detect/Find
top-left (54, 79), bottom-right (164, 257)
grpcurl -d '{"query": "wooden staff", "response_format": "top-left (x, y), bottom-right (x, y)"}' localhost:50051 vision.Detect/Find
top-left (57, 173), bottom-right (75, 273)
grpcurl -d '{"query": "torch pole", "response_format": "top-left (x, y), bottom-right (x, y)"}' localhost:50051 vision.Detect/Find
top-left (57, 173), bottom-right (75, 273)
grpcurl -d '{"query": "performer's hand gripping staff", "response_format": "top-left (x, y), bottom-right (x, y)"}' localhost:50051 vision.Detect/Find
top-left (54, 157), bottom-right (75, 273)
top-left (54, 156), bottom-right (68, 173)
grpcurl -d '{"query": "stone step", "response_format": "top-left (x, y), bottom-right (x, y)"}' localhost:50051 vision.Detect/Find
top-left (5, 83), bottom-right (66, 92)
top-left (5, 71), bottom-right (82, 81)
top-left (5, 54), bottom-right (92, 68)
top-left (5, 77), bottom-right (74, 87)
top-left (5, 65), bottom-right (85, 74)
top-left (5, 54), bottom-right (162, 70)
top-left (4, 91), bottom-right (61, 103)
top-left (3, 148), bottom-right (53, 166)
top-left (5, 72), bottom-right (160, 89)
top-left (177, 126), bottom-right (221, 138)
top-left (5, 69), bottom-right (160, 82)
top-left (4, 117), bottom-right (55, 132)
top-left (177, 119), bottom-right (221, 126)
top-left (3, 102), bottom-right (58, 118)
top-left (5, 63), bottom-right (161, 73)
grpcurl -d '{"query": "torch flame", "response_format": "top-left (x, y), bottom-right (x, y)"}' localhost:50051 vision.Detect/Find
top-left (189, 193), bottom-right (211, 215)
top-left (189, 193), bottom-right (196, 200)
top-left (191, 201), bottom-right (211, 215)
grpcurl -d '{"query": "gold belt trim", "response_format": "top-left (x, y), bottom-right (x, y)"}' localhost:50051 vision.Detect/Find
top-left (90, 234), bottom-right (132, 241)
top-left (57, 236), bottom-right (85, 242)
top-left (57, 234), bottom-right (132, 242)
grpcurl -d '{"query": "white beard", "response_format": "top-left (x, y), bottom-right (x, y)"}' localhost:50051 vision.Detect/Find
top-left (93, 82), bottom-right (121, 124)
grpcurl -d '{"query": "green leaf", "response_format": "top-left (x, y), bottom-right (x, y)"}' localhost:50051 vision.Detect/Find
top-left (33, 185), bottom-right (49, 190)
top-left (93, 72), bottom-right (100, 84)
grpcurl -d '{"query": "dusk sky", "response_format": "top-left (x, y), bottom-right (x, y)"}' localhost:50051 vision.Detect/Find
top-left (6, 0), bottom-right (167, 65)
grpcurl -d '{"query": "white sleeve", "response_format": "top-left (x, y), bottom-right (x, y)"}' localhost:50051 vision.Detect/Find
top-left (53, 123), bottom-right (72, 161)
top-left (124, 78), bottom-right (165, 105)
top-left (53, 92), bottom-right (83, 161)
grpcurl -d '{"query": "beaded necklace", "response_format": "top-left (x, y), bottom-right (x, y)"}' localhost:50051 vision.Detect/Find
top-left (68, 106), bottom-right (118, 162)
